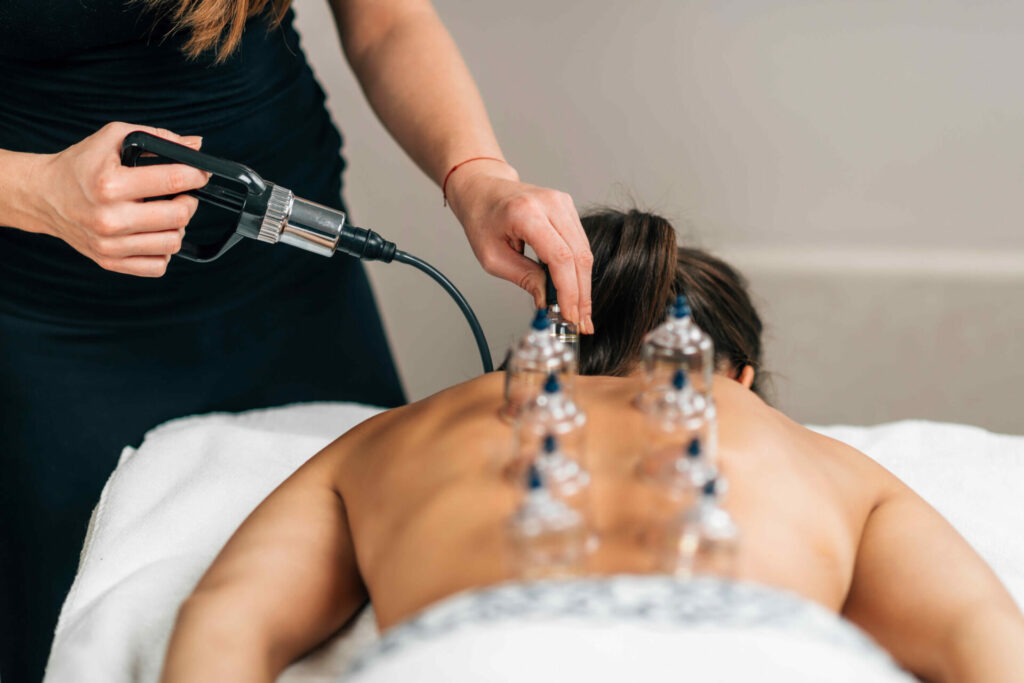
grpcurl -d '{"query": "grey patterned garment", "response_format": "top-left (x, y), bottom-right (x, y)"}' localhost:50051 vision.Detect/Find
top-left (344, 575), bottom-right (904, 678)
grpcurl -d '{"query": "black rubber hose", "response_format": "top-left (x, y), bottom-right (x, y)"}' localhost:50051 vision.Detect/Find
top-left (393, 250), bottom-right (494, 374)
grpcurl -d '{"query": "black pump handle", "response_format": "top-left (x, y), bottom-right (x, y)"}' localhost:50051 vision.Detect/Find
top-left (119, 131), bottom-right (267, 262)
top-left (120, 131), bottom-right (267, 195)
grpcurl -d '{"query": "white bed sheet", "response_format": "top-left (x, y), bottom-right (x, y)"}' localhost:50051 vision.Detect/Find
top-left (43, 403), bottom-right (1024, 682)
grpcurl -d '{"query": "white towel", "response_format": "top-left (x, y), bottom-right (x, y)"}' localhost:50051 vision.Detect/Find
top-left (44, 409), bottom-right (1024, 682)
top-left (46, 403), bottom-right (384, 683)
top-left (344, 576), bottom-right (916, 683)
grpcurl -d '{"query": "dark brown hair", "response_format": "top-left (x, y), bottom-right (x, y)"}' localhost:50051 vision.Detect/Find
top-left (142, 0), bottom-right (291, 62)
top-left (578, 208), bottom-right (766, 397)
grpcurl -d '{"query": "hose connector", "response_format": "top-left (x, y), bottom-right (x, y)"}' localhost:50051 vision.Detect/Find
top-left (274, 194), bottom-right (397, 262)
top-left (335, 225), bottom-right (397, 263)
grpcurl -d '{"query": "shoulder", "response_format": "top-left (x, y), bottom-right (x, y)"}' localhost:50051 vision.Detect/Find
top-left (321, 372), bottom-right (505, 457)
top-left (715, 377), bottom-right (895, 507)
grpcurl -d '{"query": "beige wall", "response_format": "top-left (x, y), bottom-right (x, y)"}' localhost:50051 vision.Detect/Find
top-left (293, 0), bottom-right (1024, 434)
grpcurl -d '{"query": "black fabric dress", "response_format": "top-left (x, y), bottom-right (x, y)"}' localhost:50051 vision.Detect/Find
top-left (0, 3), bottom-right (405, 680)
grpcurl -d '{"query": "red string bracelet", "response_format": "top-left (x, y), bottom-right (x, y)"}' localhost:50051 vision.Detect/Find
top-left (442, 156), bottom-right (507, 207)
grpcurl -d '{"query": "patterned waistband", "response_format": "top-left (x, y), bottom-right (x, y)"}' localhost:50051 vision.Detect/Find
top-left (346, 576), bottom-right (898, 677)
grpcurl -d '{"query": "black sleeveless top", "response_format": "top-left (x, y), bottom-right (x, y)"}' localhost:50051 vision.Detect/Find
top-left (0, 0), bottom-right (348, 325)
top-left (0, 10), bottom-right (407, 679)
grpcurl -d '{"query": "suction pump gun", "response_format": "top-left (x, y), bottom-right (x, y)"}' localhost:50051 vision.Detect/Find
top-left (121, 131), bottom-right (492, 373)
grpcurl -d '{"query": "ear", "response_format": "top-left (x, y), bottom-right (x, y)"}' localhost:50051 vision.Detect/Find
top-left (737, 365), bottom-right (755, 390)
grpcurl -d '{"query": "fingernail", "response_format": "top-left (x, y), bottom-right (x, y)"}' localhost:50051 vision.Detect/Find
top-left (584, 314), bottom-right (594, 334)
top-left (570, 306), bottom-right (580, 325)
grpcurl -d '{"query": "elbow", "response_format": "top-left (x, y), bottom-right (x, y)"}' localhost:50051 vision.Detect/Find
top-left (339, 4), bottom-right (438, 74)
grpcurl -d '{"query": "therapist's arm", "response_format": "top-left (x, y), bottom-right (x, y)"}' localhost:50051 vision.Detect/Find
top-left (329, 0), bottom-right (594, 332)
top-left (161, 448), bottom-right (366, 683)
top-left (0, 149), bottom-right (48, 232)
top-left (842, 477), bottom-right (1024, 682)
top-left (0, 123), bottom-right (207, 277)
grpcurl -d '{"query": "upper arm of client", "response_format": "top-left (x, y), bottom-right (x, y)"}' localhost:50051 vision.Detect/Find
top-left (162, 444), bottom-right (363, 683)
top-left (842, 480), bottom-right (1024, 683)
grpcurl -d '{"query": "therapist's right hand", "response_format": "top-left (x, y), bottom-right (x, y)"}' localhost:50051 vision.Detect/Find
top-left (32, 122), bottom-right (209, 277)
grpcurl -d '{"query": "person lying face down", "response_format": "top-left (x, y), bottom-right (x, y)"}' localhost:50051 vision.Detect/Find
top-left (162, 210), bottom-right (1024, 683)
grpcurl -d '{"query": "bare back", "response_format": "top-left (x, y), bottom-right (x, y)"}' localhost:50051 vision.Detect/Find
top-left (327, 373), bottom-right (887, 630)
top-left (166, 373), bottom-right (1024, 683)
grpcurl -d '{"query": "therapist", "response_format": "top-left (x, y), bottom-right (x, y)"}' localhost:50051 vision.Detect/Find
top-left (0, 0), bottom-right (594, 679)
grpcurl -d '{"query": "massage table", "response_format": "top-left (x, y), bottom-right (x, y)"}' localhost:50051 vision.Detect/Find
top-left (43, 403), bottom-right (1024, 681)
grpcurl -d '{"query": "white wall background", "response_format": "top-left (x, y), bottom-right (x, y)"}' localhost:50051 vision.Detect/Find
top-left (293, 0), bottom-right (1024, 434)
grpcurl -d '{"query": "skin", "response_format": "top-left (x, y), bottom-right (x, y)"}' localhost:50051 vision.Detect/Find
top-left (0, 0), bottom-right (594, 329)
top-left (163, 371), bottom-right (1024, 683)
top-left (0, 125), bottom-right (206, 278)
top-left (331, 0), bottom-right (593, 328)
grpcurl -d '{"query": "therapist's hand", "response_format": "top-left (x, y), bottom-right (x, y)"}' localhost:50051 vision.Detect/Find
top-left (445, 160), bottom-right (594, 333)
top-left (28, 122), bottom-right (209, 277)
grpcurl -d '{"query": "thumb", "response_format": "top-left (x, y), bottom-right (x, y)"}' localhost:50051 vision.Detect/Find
top-left (484, 248), bottom-right (547, 308)
top-left (109, 123), bottom-right (204, 152)
top-left (148, 128), bottom-right (202, 150)
top-left (135, 125), bottom-right (203, 150)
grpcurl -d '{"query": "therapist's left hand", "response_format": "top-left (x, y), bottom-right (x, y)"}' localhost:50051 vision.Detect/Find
top-left (445, 160), bottom-right (594, 334)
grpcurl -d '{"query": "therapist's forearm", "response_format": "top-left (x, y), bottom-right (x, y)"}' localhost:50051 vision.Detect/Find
top-left (333, 0), bottom-right (519, 186)
top-left (0, 148), bottom-right (51, 234)
top-left (330, 0), bottom-right (594, 324)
